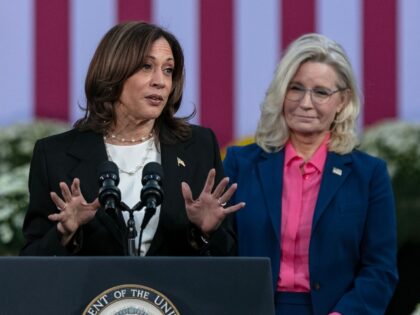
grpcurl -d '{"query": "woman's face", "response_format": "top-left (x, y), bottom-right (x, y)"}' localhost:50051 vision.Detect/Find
top-left (283, 61), bottom-right (346, 138)
top-left (117, 37), bottom-right (174, 124)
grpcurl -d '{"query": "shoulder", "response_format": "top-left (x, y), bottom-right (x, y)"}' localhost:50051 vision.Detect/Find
top-left (332, 149), bottom-right (390, 181)
top-left (348, 149), bottom-right (388, 170)
top-left (34, 128), bottom-right (100, 152)
top-left (225, 143), bottom-right (267, 162)
top-left (36, 128), bottom-right (83, 144)
top-left (184, 124), bottom-right (219, 146)
top-left (189, 124), bottom-right (215, 139)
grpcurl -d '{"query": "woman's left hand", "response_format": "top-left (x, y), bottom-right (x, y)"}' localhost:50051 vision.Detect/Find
top-left (181, 168), bottom-right (245, 234)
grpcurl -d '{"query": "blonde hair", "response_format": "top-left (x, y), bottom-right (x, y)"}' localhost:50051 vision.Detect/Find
top-left (255, 33), bottom-right (360, 154)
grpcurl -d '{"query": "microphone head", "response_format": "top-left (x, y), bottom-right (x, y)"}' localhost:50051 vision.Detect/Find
top-left (97, 160), bottom-right (120, 185)
top-left (142, 162), bottom-right (163, 184)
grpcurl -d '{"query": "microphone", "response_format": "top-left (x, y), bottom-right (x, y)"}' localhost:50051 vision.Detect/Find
top-left (140, 162), bottom-right (164, 230)
top-left (97, 161), bottom-right (121, 212)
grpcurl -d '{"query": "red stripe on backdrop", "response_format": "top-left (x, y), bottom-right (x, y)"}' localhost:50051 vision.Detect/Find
top-left (118, 0), bottom-right (152, 22)
top-left (363, 0), bottom-right (397, 126)
top-left (281, 0), bottom-right (315, 49)
top-left (199, 0), bottom-right (234, 147)
top-left (35, 0), bottom-right (69, 121)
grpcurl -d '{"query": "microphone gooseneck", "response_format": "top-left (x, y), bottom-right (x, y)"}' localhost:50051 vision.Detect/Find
top-left (97, 160), bottom-right (165, 256)
top-left (138, 162), bottom-right (164, 255)
top-left (97, 160), bottom-right (121, 213)
top-left (141, 162), bottom-right (164, 214)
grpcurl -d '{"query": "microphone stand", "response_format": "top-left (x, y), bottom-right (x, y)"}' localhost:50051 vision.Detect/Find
top-left (119, 201), bottom-right (142, 257)
top-left (120, 200), bottom-right (148, 256)
top-left (126, 209), bottom-right (137, 256)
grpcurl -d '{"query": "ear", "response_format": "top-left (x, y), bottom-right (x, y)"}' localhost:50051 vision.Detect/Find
top-left (337, 89), bottom-right (350, 113)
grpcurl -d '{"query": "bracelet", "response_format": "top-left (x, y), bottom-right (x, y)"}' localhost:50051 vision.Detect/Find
top-left (200, 234), bottom-right (209, 245)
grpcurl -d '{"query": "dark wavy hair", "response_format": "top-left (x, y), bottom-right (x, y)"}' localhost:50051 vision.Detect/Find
top-left (74, 21), bottom-right (192, 144)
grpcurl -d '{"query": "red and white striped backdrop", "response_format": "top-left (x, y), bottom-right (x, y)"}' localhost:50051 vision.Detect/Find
top-left (1, 0), bottom-right (419, 147)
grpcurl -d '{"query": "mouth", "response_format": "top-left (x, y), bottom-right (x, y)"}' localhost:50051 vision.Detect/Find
top-left (145, 94), bottom-right (164, 105)
top-left (296, 115), bottom-right (316, 120)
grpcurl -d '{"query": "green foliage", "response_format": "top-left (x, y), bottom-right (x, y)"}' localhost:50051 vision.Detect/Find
top-left (0, 120), bottom-right (69, 255)
top-left (360, 120), bottom-right (420, 247)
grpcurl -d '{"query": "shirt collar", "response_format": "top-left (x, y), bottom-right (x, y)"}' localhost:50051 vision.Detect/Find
top-left (285, 133), bottom-right (330, 173)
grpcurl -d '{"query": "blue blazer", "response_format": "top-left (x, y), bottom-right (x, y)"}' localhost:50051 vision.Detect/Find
top-left (224, 143), bottom-right (398, 315)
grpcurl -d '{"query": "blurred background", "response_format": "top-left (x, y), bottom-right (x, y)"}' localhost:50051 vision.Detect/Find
top-left (0, 0), bottom-right (419, 313)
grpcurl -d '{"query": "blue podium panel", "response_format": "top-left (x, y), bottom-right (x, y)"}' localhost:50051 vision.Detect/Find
top-left (0, 257), bottom-right (274, 315)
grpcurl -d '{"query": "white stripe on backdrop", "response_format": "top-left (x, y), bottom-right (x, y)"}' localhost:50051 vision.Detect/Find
top-left (1, 0), bottom-right (34, 125)
top-left (0, 0), bottom-right (419, 146)
top-left (399, 0), bottom-right (420, 121)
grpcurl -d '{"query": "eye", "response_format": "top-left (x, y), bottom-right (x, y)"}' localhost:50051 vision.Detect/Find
top-left (142, 63), bottom-right (152, 71)
top-left (313, 88), bottom-right (330, 97)
top-left (163, 67), bottom-right (174, 75)
top-left (289, 84), bottom-right (304, 91)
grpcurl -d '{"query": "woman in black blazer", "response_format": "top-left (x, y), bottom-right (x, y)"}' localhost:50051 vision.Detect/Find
top-left (20, 22), bottom-right (244, 257)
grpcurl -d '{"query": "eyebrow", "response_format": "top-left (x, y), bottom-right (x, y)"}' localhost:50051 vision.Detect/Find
top-left (145, 55), bottom-right (174, 63)
top-left (289, 81), bottom-right (334, 90)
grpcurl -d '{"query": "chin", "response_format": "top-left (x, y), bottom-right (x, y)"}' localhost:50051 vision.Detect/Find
top-left (291, 125), bottom-right (325, 135)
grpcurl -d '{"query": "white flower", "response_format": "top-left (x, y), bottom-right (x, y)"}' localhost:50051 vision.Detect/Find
top-left (411, 304), bottom-right (420, 315)
top-left (0, 222), bottom-right (13, 243)
top-left (360, 120), bottom-right (420, 179)
top-left (0, 165), bottom-right (29, 196)
top-left (0, 119), bottom-right (69, 253)
top-left (0, 206), bottom-right (14, 221)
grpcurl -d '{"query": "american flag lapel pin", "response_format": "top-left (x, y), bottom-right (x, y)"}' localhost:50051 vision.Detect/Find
top-left (332, 167), bottom-right (342, 176)
top-left (177, 157), bottom-right (186, 167)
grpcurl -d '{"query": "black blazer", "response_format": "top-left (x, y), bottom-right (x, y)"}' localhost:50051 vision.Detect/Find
top-left (20, 125), bottom-right (236, 256)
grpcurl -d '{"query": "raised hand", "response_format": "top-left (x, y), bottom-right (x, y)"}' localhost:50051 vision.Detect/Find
top-left (48, 178), bottom-right (100, 246)
top-left (181, 169), bottom-right (245, 234)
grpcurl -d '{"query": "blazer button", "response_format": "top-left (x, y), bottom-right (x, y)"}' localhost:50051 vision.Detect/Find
top-left (313, 283), bottom-right (321, 291)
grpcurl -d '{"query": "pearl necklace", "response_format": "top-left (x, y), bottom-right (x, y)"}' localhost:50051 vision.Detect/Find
top-left (105, 138), bottom-right (154, 175)
top-left (104, 132), bottom-right (153, 144)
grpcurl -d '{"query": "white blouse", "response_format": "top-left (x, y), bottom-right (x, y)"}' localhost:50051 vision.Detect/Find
top-left (105, 138), bottom-right (161, 256)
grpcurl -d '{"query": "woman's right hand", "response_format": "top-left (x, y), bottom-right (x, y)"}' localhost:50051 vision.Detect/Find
top-left (48, 178), bottom-right (100, 246)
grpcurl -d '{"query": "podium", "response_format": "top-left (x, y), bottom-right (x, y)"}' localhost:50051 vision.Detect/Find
top-left (0, 256), bottom-right (274, 315)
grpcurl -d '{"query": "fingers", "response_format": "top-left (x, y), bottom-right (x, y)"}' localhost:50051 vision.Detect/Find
top-left (71, 178), bottom-right (81, 196)
top-left (223, 202), bottom-right (246, 214)
top-left (181, 182), bottom-right (194, 205)
top-left (59, 181), bottom-right (72, 203)
top-left (84, 197), bottom-right (100, 209)
top-left (202, 169), bottom-right (216, 194)
top-left (218, 183), bottom-right (238, 205)
top-left (50, 191), bottom-right (66, 211)
top-left (212, 177), bottom-right (229, 198)
top-left (48, 212), bottom-right (64, 222)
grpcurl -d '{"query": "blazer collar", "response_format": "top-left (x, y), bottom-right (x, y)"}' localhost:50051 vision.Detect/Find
top-left (66, 130), bottom-right (126, 247)
top-left (256, 149), bottom-right (353, 240)
top-left (312, 152), bottom-right (353, 231)
top-left (257, 149), bottom-right (284, 242)
top-left (146, 137), bottom-right (194, 255)
top-left (66, 130), bottom-right (108, 199)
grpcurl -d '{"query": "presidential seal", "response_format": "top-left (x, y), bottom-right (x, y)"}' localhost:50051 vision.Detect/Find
top-left (83, 284), bottom-right (180, 315)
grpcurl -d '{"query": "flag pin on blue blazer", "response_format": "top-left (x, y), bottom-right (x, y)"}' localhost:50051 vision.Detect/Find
top-left (177, 157), bottom-right (186, 167)
top-left (332, 167), bottom-right (342, 176)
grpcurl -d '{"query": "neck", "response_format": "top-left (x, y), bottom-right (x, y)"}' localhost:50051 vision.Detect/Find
top-left (289, 132), bottom-right (328, 161)
top-left (107, 118), bottom-right (155, 145)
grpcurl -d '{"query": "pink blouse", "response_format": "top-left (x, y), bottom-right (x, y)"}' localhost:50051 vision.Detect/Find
top-left (277, 136), bottom-right (328, 292)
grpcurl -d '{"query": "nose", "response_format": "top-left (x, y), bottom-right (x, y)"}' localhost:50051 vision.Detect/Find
top-left (150, 69), bottom-right (165, 88)
top-left (300, 90), bottom-right (314, 108)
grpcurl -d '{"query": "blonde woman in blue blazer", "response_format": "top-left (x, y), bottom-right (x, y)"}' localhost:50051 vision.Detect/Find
top-left (224, 34), bottom-right (398, 315)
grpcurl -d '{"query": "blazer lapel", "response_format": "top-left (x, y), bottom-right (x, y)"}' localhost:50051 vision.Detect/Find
top-left (147, 139), bottom-right (192, 254)
top-left (67, 131), bottom-right (107, 201)
top-left (312, 152), bottom-right (352, 232)
top-left (66, 131), bottom-right (126, 247)
top-left (257, 150), bottom-right (284, 242)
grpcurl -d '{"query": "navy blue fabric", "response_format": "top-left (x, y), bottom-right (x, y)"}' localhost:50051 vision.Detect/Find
top-left (275, 292), bottom-right (313, 315)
